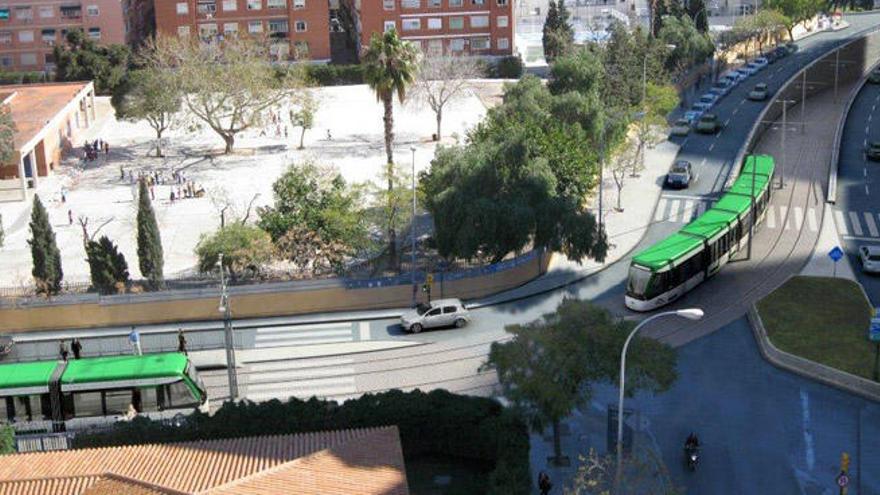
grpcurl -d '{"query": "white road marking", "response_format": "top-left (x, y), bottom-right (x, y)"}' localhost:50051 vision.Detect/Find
top-left (800, 390), bottom-right (815, 472)
top-left (359, 321), bottom-right (370, 341)
top-left (654, 200), bottom-right (667, 221)
top-left (695, 201), bottom-right (706, 217)
top-left (732, 108), bottom-right (739, 115)
top-left (870, 114), bottom-right (874, 123)
top-left (849, 211), bottom-right (865, 236)
top-left (724, 119), bottom-right (731, 126)
top-left (867, 184), bottom-right (871, 196)
top-left (767, 207), bottom-right (776, 229)
top-left (709, 143), bottom-right (715, 151)
top-left (865, 212), bottom-right (879, 237)
top-left (779, 206), bottom-right (789, 230)
top-left (794, 206), bottom-right (804, 230)
top-left (807, 208), bottom-right (818, 232)
top-left (676, 200), bottom-right (691, 222)
top-left (834, 210), bottom-right (849, 235)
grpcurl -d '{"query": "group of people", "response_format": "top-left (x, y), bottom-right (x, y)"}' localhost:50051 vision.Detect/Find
top-left (120, 166), bottom-right (205, 203)
top-left (58, 338), bottom-right (83, 361)
top-left (82, 138), bottom-right (109, 162)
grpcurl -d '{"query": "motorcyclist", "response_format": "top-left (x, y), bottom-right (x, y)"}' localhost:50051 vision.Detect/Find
top-left (685, 433), bottom-right (700, 449)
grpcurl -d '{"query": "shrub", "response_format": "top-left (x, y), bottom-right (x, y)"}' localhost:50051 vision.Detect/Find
top-left (195, 223), bottom-right (274, 280)
top-left (304, 64), bottom-right (364, 86)
top-left (0, 423), bottom-right (13, 454)
top-left (491, 55), bottom-right (524, 79)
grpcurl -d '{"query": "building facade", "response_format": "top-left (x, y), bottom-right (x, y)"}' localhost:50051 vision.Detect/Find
top-left (351, 0), bottom-right (514, 57)
top-left (0, 0), bottom-right (127, 72)
top-left (155, 0), bottom-right (332, 61)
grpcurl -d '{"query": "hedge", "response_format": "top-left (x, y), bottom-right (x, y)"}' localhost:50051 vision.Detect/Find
top-left (0, 71), bottom-right (51, 85)
top-left (303, 64), bottom-right (364, 86)
top-left (491, 55), bottom-right (524, 79)
top-left (73, 389), bottom-right (531, 494)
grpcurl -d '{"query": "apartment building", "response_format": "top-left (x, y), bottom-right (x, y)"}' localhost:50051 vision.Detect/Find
top-left (0, 0), bottom-right (127, 72)
top-left (155, 0), bottom-right (332, 61)
top-left (350, 0), bottom-right (515, 57)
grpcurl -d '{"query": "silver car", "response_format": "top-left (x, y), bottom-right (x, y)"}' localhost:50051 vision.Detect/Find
top-left (860, 246), bottom-right (880, 273)
top-left (400, 298), bottom-right (471, 333)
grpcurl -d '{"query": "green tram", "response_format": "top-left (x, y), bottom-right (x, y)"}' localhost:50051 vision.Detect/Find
top-left (0, 352), bottom-right (208, 432)
top-left (625, 155), bottom-right (775, 311)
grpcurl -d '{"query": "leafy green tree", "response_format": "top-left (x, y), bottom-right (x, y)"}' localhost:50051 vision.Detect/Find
top-left (85, 236), bottom-right (130, 294)
top-left (688, 0), bottom-right (710, 32)
top-left (542, 0), bottom-right (574, 62)
top-left (136, 180), bottom-right (164, 288)
top-left (112, 68), bottom-right (181, 157)
top-left (54, 29), bottom-right (131, 95)
top-left (764, 0), bottom-right (823, 40)
top-left (258, 161), bottom-right (368, 254)
top-left (361, 28), bottom-right (421, 264)
top-left (195, 223), bottom-right (274, 279)
top-left (28, 195), bottom-right (63, 295)
top-left (482, 299), bottom-right (677, 466)
top-left (659, 15), bottom-right (715, 73)
top-left (289, 91), bottom-right (316, 150)
top-left (0, 103), bottom-right (16, 165)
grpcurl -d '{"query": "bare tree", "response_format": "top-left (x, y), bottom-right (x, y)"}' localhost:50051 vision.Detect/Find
top-left (410, 54), bottom-right (483, 141)
top-left (610, 137), bottom-right (640, 212)
top-left (207, 186), bottom-right (261, 228)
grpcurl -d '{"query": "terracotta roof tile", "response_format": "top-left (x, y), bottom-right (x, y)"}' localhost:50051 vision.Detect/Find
top-left (0, 474), bottom-right (100, 495)
top-left (0, 82), bottom-right (91, 149)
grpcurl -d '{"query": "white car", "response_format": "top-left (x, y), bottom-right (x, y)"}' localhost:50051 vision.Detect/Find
top-left (860, 246), bottom-right (880, 273)
top-left (738, 65), bottom-right (758, 77)
top-left (698, 93), bottom-right (718, 109)
top-left (752, 57), bottom-right (769, 69)
top-left (722, 71), bottom-right (744, 85)
top-left (684, 110), bottom-right (703, 125)
top-left (400, 298), bottom-right (471, 333)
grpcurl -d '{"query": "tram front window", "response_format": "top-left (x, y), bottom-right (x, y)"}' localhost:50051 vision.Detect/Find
top-left (627, 265), bottom-right (653, 299)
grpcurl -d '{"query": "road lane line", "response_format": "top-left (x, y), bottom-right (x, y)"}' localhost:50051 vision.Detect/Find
top-left (794, 207), bottom-right (804, 230)
top-left (864, 212), bottom-right (879, 237)
top-left (849, 211), bottom-right (864, 236)
top-left (709, 143), bottom-right (715, 151)
top-left (807, 208), bottom-right (818, 232)
top-left (732, 108), bottom-right (739, 115)
top-left (800, 390), bottom-right (815, 471)
top-left (724, 119), bottom-right (730, 126)
top-left (834, 210), bottom-right (849, 235)
top-left (766, 207), bottom-right (776, 229)
top-left (867, 184), bottom-right (871, 196)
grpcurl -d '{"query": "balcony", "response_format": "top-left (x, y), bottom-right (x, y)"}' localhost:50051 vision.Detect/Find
top-left (269, 31), bottom-right (289, 39)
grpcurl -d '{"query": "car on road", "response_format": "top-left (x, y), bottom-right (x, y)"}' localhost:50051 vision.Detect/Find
top-left (751, 57), bottom-right (769, 70)
top-left (670, 118), bottom-right (691, 136)
top-left (869, 68), bottom-right (880, 84)
top-left (400, 298), bottom-right (470, 333)
top-left (866, 140), bottom-right (880, 160)
top-left (695, 113), bottom-right (721, 134)
top-left (859, 246), bottom-right (880, 274)
top-left (665, 160), bottom-right (694, 189)
top-left (748, 83), bottom-right (769, 101)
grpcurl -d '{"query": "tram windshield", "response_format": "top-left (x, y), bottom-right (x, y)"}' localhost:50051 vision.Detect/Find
top-left (627, 265), bottom-right (652, 297)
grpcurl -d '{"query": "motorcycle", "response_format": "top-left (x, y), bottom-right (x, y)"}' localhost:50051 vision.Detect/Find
top-left (684, 442), bottom-right (700, 471)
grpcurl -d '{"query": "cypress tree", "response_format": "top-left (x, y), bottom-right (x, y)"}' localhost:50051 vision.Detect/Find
top-left (136, 180), bottom-right (164, 289)
top-left (688, 0), bottom-right (709, 33)
top-left (28, 194), bottom-right (63, 295)
top-left (86, 236), bottom-right (130, 294)
top-left (543, 1), bottom-right (561, 61)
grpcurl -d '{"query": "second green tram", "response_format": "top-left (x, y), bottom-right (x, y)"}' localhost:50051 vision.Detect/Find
top-left (0, 352), bottom-right (208, 432)
top-left (625, 155), bottom-right (775, 311)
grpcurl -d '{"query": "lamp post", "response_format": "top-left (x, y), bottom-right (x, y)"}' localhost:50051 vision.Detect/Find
top-left (218, 253), bottom-right (239, 400)
top-left (410, 146), bottom-right (418, 306)
top-left (614, 308), bottom-right (704, 492)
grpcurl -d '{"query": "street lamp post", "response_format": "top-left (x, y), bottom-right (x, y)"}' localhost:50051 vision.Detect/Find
top-left (218, 253), bottom-right (239, 400)
top-left (410, 146), bottom-right (418, 306)
top-left (614, 308), bottom-right (704, 492)
top-left (778, 98), bottom-right (796, 189)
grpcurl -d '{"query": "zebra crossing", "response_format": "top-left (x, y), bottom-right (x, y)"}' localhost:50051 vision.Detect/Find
top-left (834, 209), bottom-right (880, 241)
top-left (243, 355), bottom-right (359, 403)
top-left (252, 321), bottom-right (359, 349)
top-left (655, 196), bottom-right (821, 233)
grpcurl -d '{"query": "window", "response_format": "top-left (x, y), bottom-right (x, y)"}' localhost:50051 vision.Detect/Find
top-left (104, 389), bottom-right (132, 415)
top-left (139, 387), bottom-right (160, 412)
top-left (429, 0), bottom-right (441, 6)
top-left (0, 32), bottom-right (11, 44)
top-left (426, 308), bottom-right (441, 317)
top-left (224, 22), bottom-right (238, 33)
top-left (248, 20), bottom-right (262, 32)
top-left (427, 17), bottom-right (441, 29)
top-left (87, 4), bottom-right (99, 16)
top-left (449, 38), bottom-right (464, 51)
top-left (383, 20), bottom-right (395, 32)
top-left (442, 306), bottom-right (457, 313)
top-left (41, 28), bottom-right (56, 43)
top-left (0, 8), bottom-right (8, 20)
top-left (294, 20), bottom-right (306, 31)
top-left (427, 38), bottom-right (442, 53)
top-left (268, 19), bottom-right (288, 33)
top-left (0, 57), bottom-right (11, 68)
top-left (472, 0), bottom-right (484, 4)
top-left (45, 52), bottom-right (55, 64)
top-left (222, 0), bottom-right (237, 10)
top-left (471, 36), bottom-right (489, 50)
top-left (497, 0), bottom-right (507, 5)
top-left (178, 25), bottom-right (191, 36)
top-left (402, 18), bottom-right (420, 30)
top-left (497, 37), bottom-right (508, 49)
top-left (449, 16), bottom-right (463, 29)
top-left (39, 6), bottom-right (54, 18)
top-left (198, 23), bottom-right (216, 38)
top-left (176, 2), bottom-right (189, 14)
top-left (470, 15), bottom-right (488, 27)
top-left (15, 6), bottom-right (32, 20)
top-left (197, 1), bottom-right (217, 14)
top-left (449, 0), bottom-right (462, 6)
top-left (497, 15), bottom-right (508, 27)
top-left (18, 30), bottom-right (34, 43)
top-left (59, 5), bottom-right (81, 18)
top-left (402, 0), bottom-right (419, 6)
top-left (164, 382), bottom-right (197, 408)
top-left (383, 0), bottom-right (394, 9)
top-left (268, 0), bottom-right (286, 7)
top-left (247, 0), bottom-right (261, 9)
top-left (294, 0), bottom-right (305, 8)
top-left (88, 27), bottom-right (101, 39)
top-left (72, 392), bottom-right (103, 417)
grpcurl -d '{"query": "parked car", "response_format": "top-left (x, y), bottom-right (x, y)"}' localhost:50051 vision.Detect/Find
top-left (670, 118), bottom-right (691, 136)
top-left (691, 99), bottom-right (712, 113)
top-left (665, 160), bottom-right (694, 189)
top-left (764, 50), bottom-right (779, 63)
top-left (710, 79), bottom-right (734, 97)
top-left (860, 246), bottom-right (880, 273)
top-left (736, 66), bottom-right (754, 79)
top-left (869, 68), bottom-right (880, 84)
top-left (695, 113), bottom-right (721, 134)
top-left (741, 63), bottom-right (761, 76)
top-left (400, 298), bottom-right (471, 333)
top-left (866, 140), bottom-right (880, 160)
top-left (722, 71), bottom-right (744, 85)
top-left (786, 42), bottom-right (799, 53)
top-left (748, 83), bottom-right (769, 101)
top-left (751, 57), bottom-right (769, 70)
top-left (698, 93), bottom-right (718, 109)
top-left (684, 110), bottom-right (702, 125)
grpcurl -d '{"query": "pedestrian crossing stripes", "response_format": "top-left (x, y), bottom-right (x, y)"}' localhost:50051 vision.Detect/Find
top-left (834, 209), bottom-right (880, 240)
top-left (253, 322), bottom-right (356, 349)
top-left (244, 356), bottom-right (358, 403)
top-left (654, 197), bottom-right (822, 234)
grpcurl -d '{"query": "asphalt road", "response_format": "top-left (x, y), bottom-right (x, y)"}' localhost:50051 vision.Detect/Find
top-left (835, 74), bottom-right (880, 306)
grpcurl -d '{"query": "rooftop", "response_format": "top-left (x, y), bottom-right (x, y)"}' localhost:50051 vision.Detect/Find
top-left (0, 82), bottom-right (91, 150)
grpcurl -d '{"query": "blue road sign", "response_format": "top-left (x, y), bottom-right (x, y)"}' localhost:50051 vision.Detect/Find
top-left (829, 246), bottom-right (844, 262)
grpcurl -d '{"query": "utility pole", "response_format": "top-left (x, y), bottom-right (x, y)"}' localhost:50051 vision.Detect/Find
top-left (218, 253), bottom-right (239, 400)
top-left (410, 146), bottom-right (417, 306)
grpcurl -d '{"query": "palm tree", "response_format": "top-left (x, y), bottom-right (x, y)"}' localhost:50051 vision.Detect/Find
top-left (362, 28), bottom-right (421, 268)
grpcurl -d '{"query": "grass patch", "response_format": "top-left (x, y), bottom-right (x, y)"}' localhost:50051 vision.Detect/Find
top-left (406, 455), bottom-right (493, 495)
top-left (757, 275), bottom-right (875, 379)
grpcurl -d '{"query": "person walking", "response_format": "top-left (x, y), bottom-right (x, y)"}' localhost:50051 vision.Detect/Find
top-left (177, 329), bottom-right (188, 355)
top-left (71, 338), bottom-right (82, 360)
top-left (59, 340), bottom-right (69, 361)
top-left (68, 209), bottom-right (73, 225)
top-left (538, 472), bottom-right (552, 495)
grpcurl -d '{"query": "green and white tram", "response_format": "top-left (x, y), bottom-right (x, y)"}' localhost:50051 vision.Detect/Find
top-left (0, 352), bottom-right (208, 432)
top-left (626, 155), bottom-right (775, 311)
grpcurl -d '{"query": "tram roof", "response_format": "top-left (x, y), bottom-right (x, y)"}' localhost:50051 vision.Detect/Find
top-left (60, 352), bottom-right (188, 385)
top-left (712, 192), bottom-right (752, 216)
top-left (741, 154), bottom-right (776, 176)
top-left (632, 232), bottom-right (704, 270)
top-left (681, 208), bottom-right (738, 239)
top-left (0, 361), bottom-right (56, 394)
